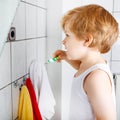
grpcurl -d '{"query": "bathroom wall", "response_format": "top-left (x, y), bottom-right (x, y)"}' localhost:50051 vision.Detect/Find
top-left (46, 0), bottom-right (62, 119)
top-left (116, 74), bottom-right (120, 120)
top-left (0, 0), bottom-right (120, 120)
top-left (0, 0), bottom-right (47, 119)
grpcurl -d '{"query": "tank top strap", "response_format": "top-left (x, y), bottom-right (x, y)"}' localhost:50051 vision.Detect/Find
top-left (81, 63), bottom-right (113, 81)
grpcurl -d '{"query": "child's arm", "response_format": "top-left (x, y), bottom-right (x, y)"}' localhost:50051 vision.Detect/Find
top-left (84, 69), bottom-right (116, 120)
top-left (53, 50), bottom-right (81, 70)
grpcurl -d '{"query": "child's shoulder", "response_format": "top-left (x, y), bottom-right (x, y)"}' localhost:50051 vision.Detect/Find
top-left (84, 68), bottom-right (111, 94)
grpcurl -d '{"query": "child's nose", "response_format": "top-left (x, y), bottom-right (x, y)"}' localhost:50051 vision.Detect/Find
top-left (62, 39), bottom-right (66, 45)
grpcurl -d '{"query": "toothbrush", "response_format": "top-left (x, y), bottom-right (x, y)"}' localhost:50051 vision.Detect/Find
top-left (48, 57), bottom-right (59, 63)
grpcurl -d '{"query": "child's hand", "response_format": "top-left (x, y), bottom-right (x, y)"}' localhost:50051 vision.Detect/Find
top-left (53, 50), bottom-right (67, 62)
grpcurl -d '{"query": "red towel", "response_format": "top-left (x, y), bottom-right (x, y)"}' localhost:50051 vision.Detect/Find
top-left (26, 77), bottom-right (42, 120)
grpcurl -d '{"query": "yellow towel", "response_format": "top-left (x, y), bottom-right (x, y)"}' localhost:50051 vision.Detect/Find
top-left (18, 85), bottom-right (33, 120)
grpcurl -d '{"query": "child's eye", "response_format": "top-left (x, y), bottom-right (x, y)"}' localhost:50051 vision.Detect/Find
top-left (65, 34), bottom-right (69, 37)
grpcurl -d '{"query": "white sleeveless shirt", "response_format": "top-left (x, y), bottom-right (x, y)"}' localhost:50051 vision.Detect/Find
top-left (68, 63), bottom-right (116, 120)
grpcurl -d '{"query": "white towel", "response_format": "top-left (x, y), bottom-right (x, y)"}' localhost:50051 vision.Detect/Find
top-left (29, 60), bottom-right (56, 120)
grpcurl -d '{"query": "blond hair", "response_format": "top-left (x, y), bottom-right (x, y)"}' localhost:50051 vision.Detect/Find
top-left (61, 4), bottom-right (119, 53)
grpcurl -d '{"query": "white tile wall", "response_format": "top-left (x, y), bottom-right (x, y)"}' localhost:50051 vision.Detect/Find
top-left (0, 86), bottom-right (12, 120)
top-left (37, 8), bottom-right (47, 37)
top-left (116, 74), bottom-right (120, 119)
top-left (37, 0), bottom-right (47, 8)
top-left (111, 12), bottom-right (120, 74)
top-left (26, 4), bottom-right (37, 39)
top-left (37, 38), bottom-right (47, 63)
top-left (0, 0), bottom-right (47, 119)
top-left (26, 0), bottom-right (37, 6)
top-left (111, 61), bottom-right (120, 73)
top-left (11, 41), bottom-right (26, 81)
top-left (26, 39), bottom-right (37, 72)
top-left (112, 39), bottom-right (120, 60)
top-left (114, 0), bottom-right (120, 11)
top-left (12, 2), bottom-right (26, 40)
top-left (0, 43), bottom-right (11, 89)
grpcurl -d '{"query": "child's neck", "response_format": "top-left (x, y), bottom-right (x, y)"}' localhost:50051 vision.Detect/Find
top-left (75, 53), bottom-right (106, 77)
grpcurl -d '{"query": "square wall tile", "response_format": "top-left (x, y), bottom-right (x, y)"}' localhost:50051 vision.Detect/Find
top-left (37, 0), bottom-right (46, 8)
top-left (111, 61), bottom-right (120, 73)
top-left (26, 39), bottom-right (37, 73)
top-left (37, 38), bottom-right (47, 63)
top-left (12, 2), bottom-right (25, 40)
top-left (11, 41), bottom-right (26, 81)
top-left (0, 43), bottom-right (11, 89)
top-left (26, 4), bottom-right (37, 39)
top-left (112, 38), bottom-right (120, 60)
top-left (114, 0), bottom-right (120, 11)
top-left (0, 86), bottom-right (12, 120)
top-left (37, 8), bottom-right (47, 37)
top-left (26, 0), bottom-right (37, 6)
top-left (116, 74), bottom-right (120, 119)
top-left (12, 78), bottom-right (23, 119)
top-left (111, 13), bottom-right (120, 60)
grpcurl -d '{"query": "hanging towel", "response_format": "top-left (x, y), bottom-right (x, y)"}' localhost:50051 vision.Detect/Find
top-left (29, 60), bottom-right (56, 120)
top-left (26, 77), bottom-right (42, 120)
top-left (18, 85), bottom-right (33, 120)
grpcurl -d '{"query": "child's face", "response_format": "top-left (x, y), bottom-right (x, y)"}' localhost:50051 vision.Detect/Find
top-left (62, 29), bottom-right (87, 60)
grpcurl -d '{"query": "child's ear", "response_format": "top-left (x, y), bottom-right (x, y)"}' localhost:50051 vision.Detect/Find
top-left (84, 34), bottom-right (94, 47)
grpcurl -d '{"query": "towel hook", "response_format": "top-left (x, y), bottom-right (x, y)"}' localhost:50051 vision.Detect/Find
top-left (13, 75), bottom-right (27, 90)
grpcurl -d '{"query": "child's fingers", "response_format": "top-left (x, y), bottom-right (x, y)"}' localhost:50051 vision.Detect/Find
top-left (53, 50), bottom-right (61, 57)
top-left (56, 59), bottom-right (61, 63)
top-left (53, 50), bottom-right (64, 58)
top-left (53, 50), bottom-right (66, 61)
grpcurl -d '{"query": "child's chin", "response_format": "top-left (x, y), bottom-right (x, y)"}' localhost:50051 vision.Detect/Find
top-left (67, 56), bottom-right (72, 60)
top-left (67, 55), bottom-right (77, 60)
top-left (66, 52), bottom-right (73, 60)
